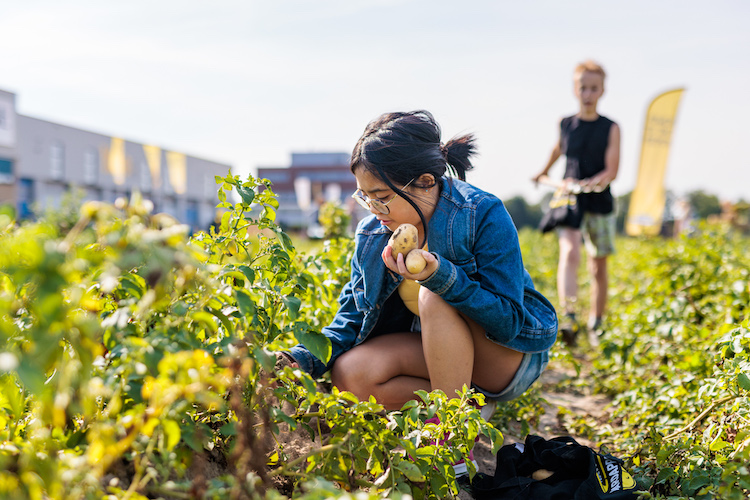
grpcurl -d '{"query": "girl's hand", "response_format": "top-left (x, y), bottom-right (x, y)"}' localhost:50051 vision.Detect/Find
top-left (382, 246), bottom-right (439, 281)
top-left (275, 351), bottom-right (299, 370)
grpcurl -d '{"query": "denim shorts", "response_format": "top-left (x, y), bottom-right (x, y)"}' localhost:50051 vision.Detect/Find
top-left (472, 349), bottom-right (549, 402)
top-left (410, 317), bottom-right (550, 402)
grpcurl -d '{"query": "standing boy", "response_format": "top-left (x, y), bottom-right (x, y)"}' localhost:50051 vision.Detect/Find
top-left (533, 60), bottom-right (621, 345)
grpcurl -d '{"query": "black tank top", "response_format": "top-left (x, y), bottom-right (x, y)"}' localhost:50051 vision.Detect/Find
top-left (560, 115), bottom-right (615, 214)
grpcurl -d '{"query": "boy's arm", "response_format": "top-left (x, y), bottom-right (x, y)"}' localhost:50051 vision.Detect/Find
top-left (532, 121), bottom-right (562, 183)
top-left (584, 123), bottom-right (621, 189)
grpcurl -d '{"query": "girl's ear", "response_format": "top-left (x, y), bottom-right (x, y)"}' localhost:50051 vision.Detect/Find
top-left (416, 174), bottom-right (436, 189)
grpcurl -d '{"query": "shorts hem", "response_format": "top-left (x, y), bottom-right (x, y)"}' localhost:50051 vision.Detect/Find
top-left (472, 350), bottom-right (549, 403)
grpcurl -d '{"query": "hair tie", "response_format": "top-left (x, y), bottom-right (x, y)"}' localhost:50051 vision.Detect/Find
top-left (440, 143), bottom-right (449, 160)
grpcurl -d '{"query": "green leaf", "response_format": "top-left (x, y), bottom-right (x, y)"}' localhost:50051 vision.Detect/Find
top-left (234, 289), bottom-right (256, 318)
top-left (207, 307), bottom-right (234, 337)
top-left (261, 206), bottom-right (277, 221)
top-left (655, 467), bottom-right (678, 485)
top-left (738, 372), bottom-right (750, 391)
top-left (488, 427), bottom-right (504, 455)
top-left (293, 325), bottom-right (331, 364)
top-left (237, 265), bottom-right (255, 283)
top-left (282, 296), bottom-right (301, 320)
top-left (236, 185), bottom-right (255, 206)
top-left (190, 310), bottom-right (218, 333)
top-left (181, 424), bottom-right (204, 452)
top-left (0, 375), bottom-right (24, 418)
top-left (15, 358), bottom-right (47, 397)
top-left (685, 470), bottom-right (712, 494)
top-left (275, 230), bottom-right (294, 252)
top-left (120, 274), bottom-right (145, 298)
top-left (396, 461), bottom-right (425, 482)
top-left (219, 421), bottom-right (237, 437)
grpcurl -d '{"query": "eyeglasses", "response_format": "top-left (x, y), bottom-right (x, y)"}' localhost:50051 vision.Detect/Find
top-left (351, 178), bottom-right (415, 215)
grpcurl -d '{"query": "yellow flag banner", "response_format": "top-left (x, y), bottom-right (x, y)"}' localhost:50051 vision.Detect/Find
top-left (107, 137), bottom-right (127, 186)
top-left (166, 151), bottom-right (187, 195)
top-left (143, 145), bottom-right (162, 189)
top-left (626, 88), bottom-right (685, 236)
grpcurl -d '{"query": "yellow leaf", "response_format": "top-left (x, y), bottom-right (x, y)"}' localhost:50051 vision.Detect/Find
top-left (162, 419), bottom-right (181, 451)
top-left (88, 440), bottom-right (105, 464)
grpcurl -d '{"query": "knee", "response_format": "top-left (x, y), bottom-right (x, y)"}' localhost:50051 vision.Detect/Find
top-left (417, 286), bottom-right (448, 317)
top-left (560, 246), bottom-right (580, 267)
top-left (330, 349), bottom-right (369, 395)
top-left (589, 257), bottom-right (608, 276)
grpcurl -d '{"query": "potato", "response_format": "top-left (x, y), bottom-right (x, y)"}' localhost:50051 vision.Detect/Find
top-left (531, 469), bottom-right (554, 481)
top-left (388, 223), bottom-right (419, 259)
top-left (405, 249), bottom-right (427, 274)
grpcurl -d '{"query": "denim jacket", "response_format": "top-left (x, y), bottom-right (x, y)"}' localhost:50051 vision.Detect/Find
top-left (289, 177), bottom-right (558, 378)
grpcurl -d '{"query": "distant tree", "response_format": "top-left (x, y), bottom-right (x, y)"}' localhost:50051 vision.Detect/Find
top-left (504, 195), bottom-right (543, 230)
top-left (687, 190), bottom-right (722, 219)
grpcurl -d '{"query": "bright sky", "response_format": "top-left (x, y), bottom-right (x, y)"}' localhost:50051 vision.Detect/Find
top-left (1, 0), bottom-right (748, 204)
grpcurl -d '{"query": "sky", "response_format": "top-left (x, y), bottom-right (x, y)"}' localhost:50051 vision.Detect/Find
top-left (1, 0), bottom-right (748, 204)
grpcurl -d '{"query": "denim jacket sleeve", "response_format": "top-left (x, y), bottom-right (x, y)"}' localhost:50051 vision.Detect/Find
top-left (288, 247), bottom-right (365, 378)
top-left (418, 196), bottom-right (527, 344)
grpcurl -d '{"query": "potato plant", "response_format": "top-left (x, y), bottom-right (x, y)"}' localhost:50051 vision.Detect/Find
top-left (0, 173), bottom-right (500, 500)
top-left (567, 224), bottom-right (750, 499)
top-left (5, 170), bottom-right (746, 500)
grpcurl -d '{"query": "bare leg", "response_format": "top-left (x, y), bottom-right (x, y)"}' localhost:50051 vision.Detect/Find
top-left (419, 287), bottom-right (523, 397)
top-left (557, 228), bottom-right (582, 313)
top-left (588, 255), bottom-right (608, 321)
top-left (331, 290), bottom-right (525, 408)
top-left (331, 332), bottom-right (431, 410)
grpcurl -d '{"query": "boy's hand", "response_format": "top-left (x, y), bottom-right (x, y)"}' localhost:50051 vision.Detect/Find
top-left (580, 173), bottom-right (611, 192)
top-left (531, 172), bottom-right (548, 184)
top-left (382, 245), bottom-right (438, 281)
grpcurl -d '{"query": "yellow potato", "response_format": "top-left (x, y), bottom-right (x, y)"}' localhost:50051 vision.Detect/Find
top-left (405, 249), bottom-right (427, 274)
top-left (388, 223), bottom-right (419, 259)
top-left (531, 469), bottom-right (554, 481)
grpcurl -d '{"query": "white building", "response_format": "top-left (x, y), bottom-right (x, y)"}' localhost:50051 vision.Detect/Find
top-left (0, 88), bottom-right (231, 231)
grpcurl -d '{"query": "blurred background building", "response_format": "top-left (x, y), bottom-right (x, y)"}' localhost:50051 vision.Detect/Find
top-left (257, 152), bottom-right (367, 234)
top-left (0, 88), bottom-right (230, 232)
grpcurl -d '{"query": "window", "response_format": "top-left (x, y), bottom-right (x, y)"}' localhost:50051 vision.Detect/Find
top-left (0, 158), bottom-right (11, 175)
top-left (83, 148), bottom-right (98, 184)
top-left (18, 178), bottom-right (34, 219)
top-left (0, 158), bottom-right (12, 184)
top-left (50, 142), bottom-right (65, 180)
top-left (185, 200), bottom-right (199, 232)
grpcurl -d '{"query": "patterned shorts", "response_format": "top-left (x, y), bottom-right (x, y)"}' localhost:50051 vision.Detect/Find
top-left (580, 211), bottom-right (616, 257)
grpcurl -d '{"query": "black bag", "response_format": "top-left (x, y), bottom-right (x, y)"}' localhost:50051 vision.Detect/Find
top-left (470, 435), bottom-right (639, 500)
top-left (538, 188), bottom-right (582, 233)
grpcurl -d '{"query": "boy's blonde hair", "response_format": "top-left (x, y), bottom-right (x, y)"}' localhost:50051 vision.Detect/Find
top-left (574, 60), bottom-right (606, 80)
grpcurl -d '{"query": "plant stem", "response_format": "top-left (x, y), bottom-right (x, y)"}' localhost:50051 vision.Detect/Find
top-left (147, 485), bottom-right (192, 499)
top-left (663, 395), bottom-right (738, 440)
top-left (269, 433), bottom-right (352, 477)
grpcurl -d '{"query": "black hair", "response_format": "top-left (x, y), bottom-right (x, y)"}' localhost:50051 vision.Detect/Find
top-left (350, 110), bottom-right (477, 247)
